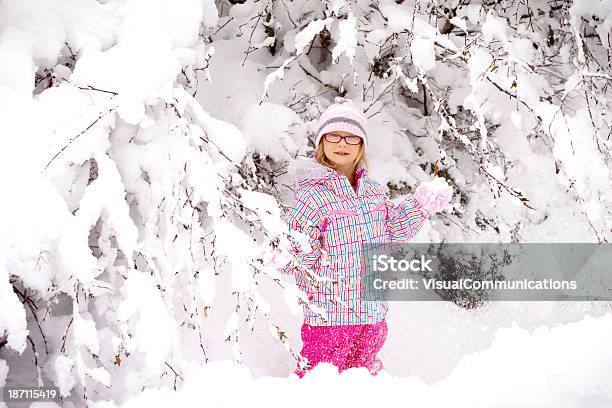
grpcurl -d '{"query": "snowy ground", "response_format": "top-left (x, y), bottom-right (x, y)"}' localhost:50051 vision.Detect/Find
top-left (113, 307), bottom-right (612, 408)
top-left (3, 300), bottom-right (612, 407)
top-left (1, 0), bottom-right (611, 407)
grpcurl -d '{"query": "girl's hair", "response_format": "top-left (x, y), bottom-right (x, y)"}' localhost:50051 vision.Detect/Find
top-left (315, 138), bottom-right (369, 172)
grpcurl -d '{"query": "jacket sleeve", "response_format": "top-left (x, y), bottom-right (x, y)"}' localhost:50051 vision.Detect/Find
top-left (385, 194), bottom-right (429, 243)
top-left (279, 190), bottom-right (322, 276)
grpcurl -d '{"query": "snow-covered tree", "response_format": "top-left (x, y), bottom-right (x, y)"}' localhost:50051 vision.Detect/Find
top-left (0, 0), bottom-right (610, 406)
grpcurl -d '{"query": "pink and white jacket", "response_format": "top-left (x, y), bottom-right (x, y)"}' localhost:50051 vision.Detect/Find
top-left (282, 159), bottom-right (429, 326)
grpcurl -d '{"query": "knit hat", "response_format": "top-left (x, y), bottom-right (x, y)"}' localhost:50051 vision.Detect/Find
top-left (315, 102), bottom-right (368, 150)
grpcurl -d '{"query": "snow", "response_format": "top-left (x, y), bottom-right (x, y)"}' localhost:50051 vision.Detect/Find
top-left (366, 29), bottom-right (393, 47)
top-left (1, 0), bottom-right (611, 406)
top-left (0, 257), bottom-right (29, 353)
top-left (239, 102), bottom-right (306, 162)
top-left (327, 0), bottom-right (349, 17)
top-left (177, 87), bottom-right (247, 164)
top-left (238, 189), bottom-right (286, 236)
top-left (294, 19), bottom-right (330, 55)
top-left (331, 12), bottom-right (358, 65)
top-left (56, 151), bottom-right (138, 286)
top-left (411, 37), bottom-right (436, 72)
top-left (214, 219), bottom-right (257, 291)
top-left (449, 16), bottom-right (467, 32)
top-left (229, 0), bottom-right (255, 18)
top-left (0, 0), bottom-right (116, 90)
top-left (117, 269), bottom-right (177, 373)
top-left (195, 265), bottom-right (216, 306)
top-left (200, 0), bottom-right (219, 28)
top-left (481, 10), bottom-right (510, 44)
top-left (72, 309), bottom-right (101, 356)
top-left (457, 4), bottom-right (484, 25)
top-left (70, 0), bottom-right (192, 124)
top-left (0, 359), bottom-right (7, 387)
top-left (53, 355), bottom-right (77, 397)
top-left (84, 310), bottom-right (612, 408)
top-left (85, 366), bottom-right (112, 389)
top-left (378, 0), bottom-right (413, 33)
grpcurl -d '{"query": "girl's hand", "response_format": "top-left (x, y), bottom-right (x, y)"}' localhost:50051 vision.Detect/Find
top-left (414, 177), bottom-right (453, 214)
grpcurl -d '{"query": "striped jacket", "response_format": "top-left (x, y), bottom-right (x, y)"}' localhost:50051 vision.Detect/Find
top-left (282, 159), bottom-right (429, 326)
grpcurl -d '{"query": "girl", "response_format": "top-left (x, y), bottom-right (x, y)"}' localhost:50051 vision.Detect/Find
top-left (282, 102), bottom-right (452, 377)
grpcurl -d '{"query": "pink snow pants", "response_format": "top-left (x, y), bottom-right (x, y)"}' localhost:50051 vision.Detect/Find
top-left (294, 319), bottom-right (388, 378)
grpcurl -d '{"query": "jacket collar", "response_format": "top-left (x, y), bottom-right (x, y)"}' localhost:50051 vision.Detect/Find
top-left (296, 158), bottom-right (367, 196)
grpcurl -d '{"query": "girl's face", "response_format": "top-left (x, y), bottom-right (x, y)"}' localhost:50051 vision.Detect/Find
top-left (322, 131), bottom-right (362, 168)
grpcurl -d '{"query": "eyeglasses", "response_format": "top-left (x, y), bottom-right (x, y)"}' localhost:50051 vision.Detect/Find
top-left (323, 133), bottom-right (362, 145)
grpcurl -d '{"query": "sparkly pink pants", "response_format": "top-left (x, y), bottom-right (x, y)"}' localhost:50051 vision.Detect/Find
top-left (294, 319), bottom-right (388, 378)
